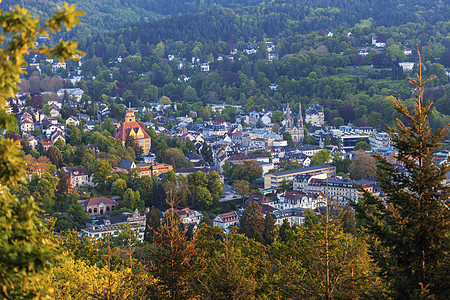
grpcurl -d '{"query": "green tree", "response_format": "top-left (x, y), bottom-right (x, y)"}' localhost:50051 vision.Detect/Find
top-left (310, 149), bottom-right (332, 166)
top-left (233, 180), bottom-right (252, 198)
top-left (149, 198), bottom-right (196, 299)
top-left (230, 161), bottom-right (263, 182)
top-left (144, 206), bottom-right (161, 243)
top-left (183, 86), bottom-right (198, 102)
top-left (207, 171), bottom-right (223, 203)
top-left (193, 227), bottom-right (259, 299)
top-left (123, 188), bottom-right (143, 212)
top-left (353, 141), bottom-right (371, 151)
top-left (271, 110), bottom-right (284, 124)
top-left (263, 213), bottom-right (277, 245)
top-left (200, 141), bottom-right (213, 164)
top-left (0, 3), bottom-right (83, 298)
top-left (93, 159), bottom-right (112, 192)
top-left (354, 52), bottom-right (450, 299)
top-left (239, 202), bottom-right (265, 243)
top-left (125, 135), bottom-right (144, 161)
top-left (111, 178), bottom-right (127, 196)
top-left (331, 152), bottom-right (351, 174)
top-left (282, 131), bottom-right (294, 147)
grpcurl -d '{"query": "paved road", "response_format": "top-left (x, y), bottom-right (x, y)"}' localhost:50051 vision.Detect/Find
top-left (219, 184), bottom-right (240, 202)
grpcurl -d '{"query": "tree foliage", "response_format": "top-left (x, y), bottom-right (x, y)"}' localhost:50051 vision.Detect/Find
top-left (0, 3), bottom-right (84, 297)
top-left (354, 50), bottom-right (450, 299)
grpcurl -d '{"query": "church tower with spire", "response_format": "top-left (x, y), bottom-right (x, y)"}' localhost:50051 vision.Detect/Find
top-left (297, 102), bottom-right (304, 145)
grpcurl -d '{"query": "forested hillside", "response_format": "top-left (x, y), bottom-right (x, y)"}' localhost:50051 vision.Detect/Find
top-left (10, 0), bottom-right (450, 133)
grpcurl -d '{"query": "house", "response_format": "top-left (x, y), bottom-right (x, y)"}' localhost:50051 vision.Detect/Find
top-left (40, 141), bottom-right (53, 151)
top-left (265, 42), bottom-right (276, 52)
top-left (22, 133), bottom-right (38, 149)
top-left (81, 210), bottom-right (146, 241)
top-left (50, 108), bottom-right (61, 118)
top-left (45, 123), bottom-right (65, 138)
top-left (135, 163), bottom-right (173, 177)
top-left (305, 104), bottom-right (325, 126)
top-left (25, 163), bottom-right (44, 181)
top-left (399, 62), bottom-right (414, 71)
top-left (66, 116), bottom-right (79, 126)
top-left (213, 211), bottom-right (241, 232)
top-left (245, 44), bottom-right (257, 55)
top-left (200, 63), bottom-right (210, 72)
top-left (369, 132), bottom-right (391, 149)
top-left (20, 118), bottom-right (35, 132)
top-left (86, 144), bottom-right (100, 152)
top-left (118, 159), bottom-right (136, 171)
top-left (371, 36), bottom-right (378, 45)
top-left (275, 189), bottom-right (326, 210)
top-left (243, 194), bottom-right (277, 214)
top-left (229, 153), bottom-right (271, 164)
top-left (50, 130), bottom-right (65, 143)
top-left (86, 120), bottom-right (96, 131)
top-left (62, 166), bottom-right (89, 189)
top-left (79, 197), bottom-right (118, 216)
top-left (270, 208), bottom-right (305, 226)
top-left (165, 208), bottom-right (203, 226)
top-left (56, 88), bottom-right (84, 102)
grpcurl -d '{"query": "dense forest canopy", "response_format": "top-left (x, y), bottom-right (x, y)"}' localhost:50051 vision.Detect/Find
top-left (4, 0), bottom-right (449, 34)
top-left (5, 0), bottom-right (450, 133)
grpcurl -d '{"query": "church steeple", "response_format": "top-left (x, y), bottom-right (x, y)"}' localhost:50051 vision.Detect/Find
top-left (286, 103), bottom-right (292, 128)
top-left (125, 102), bottom-right (136, 122)
top-left (298, 102), bottom-right (304, 144)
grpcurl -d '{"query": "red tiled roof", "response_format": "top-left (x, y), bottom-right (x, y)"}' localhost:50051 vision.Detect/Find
top-left (86, 197), bottom-right (117, 207)
top-left (113, 121), bottom-right (151, 142)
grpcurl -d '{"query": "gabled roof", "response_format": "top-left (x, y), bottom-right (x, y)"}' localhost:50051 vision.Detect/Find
top-left (113, 121), bottom-right (150, 142)
top-left (119, 159), bottom-right (136, 170)
top-left (86, 197), bottom-right (117, 207)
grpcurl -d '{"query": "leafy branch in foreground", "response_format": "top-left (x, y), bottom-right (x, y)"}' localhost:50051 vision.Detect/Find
top-left (0, 2), bottom-right (84, 298)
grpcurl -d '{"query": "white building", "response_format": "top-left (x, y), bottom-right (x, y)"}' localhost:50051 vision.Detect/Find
top-left (81, 210), bottom-right (146, 241)
top-left (213, 211), bottom-right (240, 232)
top-left (369, 132), bottom-right (391, 149)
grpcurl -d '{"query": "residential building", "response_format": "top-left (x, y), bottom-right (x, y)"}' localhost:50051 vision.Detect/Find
top-left (213, 211), bottom-right (240, 232)
top-left (62, 166), bottom-right (89, 189)
top-left (165, 208), bottom-right (203, 226)
top-left (264, 164), bottom-right (336, 190)
top-left (369, 132), bottom-right (391, 149)
top-left (270, 208), bottom-right (305, 226)
top-left (296, 177), bottom-right (376, 206)
top-left (81, 210), bottom-right (146, 241)
top-left (305, 104), bottom-right (325, 126)
top-left (113, 105), bottom-right (151, 153)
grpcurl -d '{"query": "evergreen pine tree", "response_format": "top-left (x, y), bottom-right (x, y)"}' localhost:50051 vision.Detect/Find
top-left (149, 195), bottom-right (196, 299)
top-left (144, 206), bottom-right (161, 243)
top-left (354, 48), bottom-right (450, 299)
